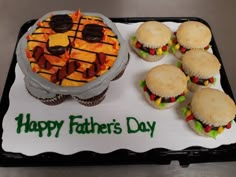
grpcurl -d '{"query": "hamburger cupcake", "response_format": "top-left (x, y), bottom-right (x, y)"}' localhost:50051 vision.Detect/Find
top-left (130, 21), bottom-right (172, 62)
top-left (183, 88), bottom-right (236, 138)
top-left (140, 64), bottom-right (187, 109)
top-left (178, 49), bottom-right (221, 92)
top-left (171, 21), bottom-right (212, 60)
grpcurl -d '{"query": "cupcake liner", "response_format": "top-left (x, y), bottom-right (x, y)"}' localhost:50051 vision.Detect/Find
top-left (112, 57), bottom-right (130, 81)
top-left (40, 94), bottom-right (68, 105)
top-left (27, 88), bottom-right (68, 105)
top-left (73, 87), bottom-right (109, 106)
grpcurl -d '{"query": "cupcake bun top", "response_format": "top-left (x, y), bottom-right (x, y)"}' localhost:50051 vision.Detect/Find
top-left (176, 21), bottom-right (212, 49)
top-left (136, 21), bottom-right (171, 48)
top-left (146, 64), bottom-right (187, 97)
top-left (182, 49), bottom-right (221, 78)
top-left (191, 88), bottom-right (236, 126)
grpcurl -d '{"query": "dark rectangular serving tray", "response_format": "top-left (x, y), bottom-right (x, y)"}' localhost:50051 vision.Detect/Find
top-left (0, 17), bottom-right (235, 167)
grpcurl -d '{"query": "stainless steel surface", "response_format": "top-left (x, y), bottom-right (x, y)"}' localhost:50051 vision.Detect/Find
top-left (0, 0), bottom-right (236, 176)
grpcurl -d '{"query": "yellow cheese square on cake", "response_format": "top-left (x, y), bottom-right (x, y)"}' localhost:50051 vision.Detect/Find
top-left (48, 33), bottom-right (69, 47)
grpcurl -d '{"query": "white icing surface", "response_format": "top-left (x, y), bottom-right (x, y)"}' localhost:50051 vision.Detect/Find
top-left (2, 22), bottom-right (236, 156)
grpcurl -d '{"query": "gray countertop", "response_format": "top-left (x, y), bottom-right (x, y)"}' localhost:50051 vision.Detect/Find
top-left (0, 0), bottom-right (236, 176)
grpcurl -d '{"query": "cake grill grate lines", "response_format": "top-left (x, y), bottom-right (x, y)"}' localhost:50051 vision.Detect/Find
top-left (28, 39), bottom-right (47, 43)
top-left (26, 13), bottom-right (120, 87)
top-left (62, 77), bottom-right (88, 83)
top-left (68, 35), bottom-right (115, 46)
top-left (69, 15), bottom-right (82, 55)
top-left (71, 47), bottom-right (118, 57)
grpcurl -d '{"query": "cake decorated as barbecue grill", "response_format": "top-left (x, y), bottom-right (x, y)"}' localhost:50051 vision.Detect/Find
top-left (16, 10), bottom-right (129, 106)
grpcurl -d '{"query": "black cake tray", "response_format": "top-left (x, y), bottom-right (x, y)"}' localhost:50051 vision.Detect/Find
top-left (0, 17), bottom-right (235, 167)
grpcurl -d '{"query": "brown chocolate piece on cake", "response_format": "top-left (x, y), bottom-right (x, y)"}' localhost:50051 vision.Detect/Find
top-left (46, 33), bottom-right (71, 55)
top-left (82, 24), bottom-right (104, 42)
top-left (49, 14), bottom-right (73, 33)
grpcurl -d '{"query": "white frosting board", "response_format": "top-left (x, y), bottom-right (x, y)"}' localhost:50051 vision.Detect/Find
top-left (2, 22), bottom-right (236, 156)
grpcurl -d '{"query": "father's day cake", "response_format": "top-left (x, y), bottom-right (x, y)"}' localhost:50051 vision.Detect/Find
top-left (1, 11), bottom-right (236, 165)
top-left (16, 10), bottom-right (129, 106)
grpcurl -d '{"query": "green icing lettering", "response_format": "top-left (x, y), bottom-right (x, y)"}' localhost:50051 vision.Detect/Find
top-left (139, 50), bottom-right (148, 58)
top-left (15, 113), bottom-right (64, 138)
top-left (147, 121), bottom-right (156, 138)
top-left (29, 120), bottom-right (38, 132)
top-left (195, 120), bottom-right (203, 134)
top-left (54, 121), bottom-right (63, 137)
top-left (98, 123), bottom-right (108, 134)
top-left (176, 96), bottom-right (185, 103)
top-left (37, 121), bottom-right (47, 137)
top-left (15, 113), bottom-right (31, 133)
top-left (126, 117), bottom-right (156, 138)
top-left (69, 115), bottom-right (82, 134)
top-left (69, 115), bottom-right (122, 135)
top-left (140, 80), bottom-right (146, 88)
top-left (113, 121), bottom-right (122, 134)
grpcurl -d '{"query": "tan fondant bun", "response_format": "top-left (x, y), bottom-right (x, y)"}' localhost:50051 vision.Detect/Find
top-left (146, 64), bottom-right (187, 97)
top-left (191, 88), bottom-right (236, 126)
top-left (182, 49), bottom-right (221, 78)
top-left (176, 21), bottom-right (212, 49)
top-left (136, 21), bottom-right (171, 48)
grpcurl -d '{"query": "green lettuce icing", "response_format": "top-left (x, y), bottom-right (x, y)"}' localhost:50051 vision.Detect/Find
top-left (131, 36), bottom-right (136, 42)
top-left (139, 50), bottom-right (148, 58)
top-left (140, 80), bottom-right (146, 88)
top-left (177, 61), bottom-right (182, 68)
top-left (195, 120), bottom-right (203, 134)
top-left (182, 107), bottom-right (189, 116)
top-left (176, 96), bottom-right (185, 103)
top-left (163, 51), bottom-right (169, 55)
top-left (159, 103), bottom-right (166, 108)
top-left (212, 77), bottom-right (217, 86)
top-left (171, 46), bottom-right (176, 54)
top-left (208, 130), bottom-right (218, 139)
top-left (195, 120), bottom-right (219, 139)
